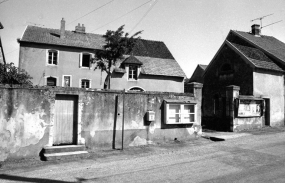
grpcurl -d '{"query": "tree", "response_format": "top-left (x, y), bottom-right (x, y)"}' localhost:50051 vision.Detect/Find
top-left (91, 25), bottom-right (142, 89)
top-left (0, 62), bottom-right (33, 86)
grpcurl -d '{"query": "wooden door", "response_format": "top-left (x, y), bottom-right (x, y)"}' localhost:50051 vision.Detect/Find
top-left (54, 95), bottom-right (78, 145)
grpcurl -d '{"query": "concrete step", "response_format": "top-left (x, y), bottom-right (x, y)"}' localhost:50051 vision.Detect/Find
top-left (43, 151), bottom-right (89, 161)
top-left (43, 145), bottom-right (86, 154)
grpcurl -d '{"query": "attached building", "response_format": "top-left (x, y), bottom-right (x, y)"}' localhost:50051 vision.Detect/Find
top-left (19, 19), bottom-right (186, 92)
top-left (203, 24), bottom-right (285, 131)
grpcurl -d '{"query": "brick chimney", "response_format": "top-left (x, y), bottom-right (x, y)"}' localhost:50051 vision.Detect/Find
top-left (75, 23), bottom-right (86, 33)
top-left (60, 18), bottom-right (65, 39)
top-left (251, 24), bottom-right (260, 36)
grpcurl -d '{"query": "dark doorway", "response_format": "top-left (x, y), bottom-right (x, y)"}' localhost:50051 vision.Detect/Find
top-left (264, 98), bottom-right (270, 126)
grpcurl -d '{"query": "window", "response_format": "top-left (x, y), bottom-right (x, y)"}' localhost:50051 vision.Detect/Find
top-left (46, 77), bottom-right (57, 86)
top-left (62, 75), bottom-right (72, 87)
top-left (166, 104), bottom-right (196, 124)
top-left (80, 53), bottom-right (91, 68)
top-left (128, 65), bottom-right (138, 80)
top-left (81, 79), bottom-right (90, 88)
top-left (47, 50), bottom-right (58, 65)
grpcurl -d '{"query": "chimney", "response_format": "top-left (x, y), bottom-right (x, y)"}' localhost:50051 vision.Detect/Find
top-left (251, 24), bottom-right (260, 36)
top-left (75, 23), bottom-right (86, 33)
top-left (60, 18), bottom-right (65, 39)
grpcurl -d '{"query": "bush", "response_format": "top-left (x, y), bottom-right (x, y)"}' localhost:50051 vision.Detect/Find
top-left (0, 62), bottom-right (32, 86)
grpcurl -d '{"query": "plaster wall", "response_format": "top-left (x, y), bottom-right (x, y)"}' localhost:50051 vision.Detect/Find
top-left (111, 72), bottom-right (184, 92)
top-left (253, 71), bottom-right (284, 126)
top-left (0, 86), bottom-right (202, 161)
top-left (0, 87), bottom-right (52, 161)
top-left (19, 43), bottom-right (106, 88)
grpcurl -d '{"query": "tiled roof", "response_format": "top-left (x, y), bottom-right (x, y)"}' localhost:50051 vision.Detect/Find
top-left (233, 30), bottom-right (285, 63)
top-left (21, 26), bottom-right (105, 49)
top-left (21, 26), bottom-right (175, 59)
top-left (136, 56), bottom-right (186, 77)
top-left (122, 56), bottom-right (143, 65)
top-left (198, 64), bottom-right (207, 70)
top-left (231, 43), bottom-right (283, 72)
top-left (21, 25), bottom-right (185, 78)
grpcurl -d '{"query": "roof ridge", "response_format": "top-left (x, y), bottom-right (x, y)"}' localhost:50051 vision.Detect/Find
top-left (27, 25), bottom-right (165, 43)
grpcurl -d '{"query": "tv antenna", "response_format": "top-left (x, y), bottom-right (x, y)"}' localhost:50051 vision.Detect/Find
top-left (251, 13), bottom-right (273, 28)
top-left (261, 20), bottom-right (282, 29)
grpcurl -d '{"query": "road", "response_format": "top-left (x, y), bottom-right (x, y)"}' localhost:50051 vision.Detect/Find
top-left (1, 129), bottom-right (285, 183)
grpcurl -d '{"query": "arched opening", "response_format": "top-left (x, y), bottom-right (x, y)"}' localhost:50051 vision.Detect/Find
top-left (128, 86), bottom-right (145, 92)
top-left (47, 77), bottom-right (57, 86)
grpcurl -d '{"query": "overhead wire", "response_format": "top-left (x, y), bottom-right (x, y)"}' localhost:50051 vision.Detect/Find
top-left (66, 0), bottom-right (115, 26)
top-left (0, 0), bottom-right (9, 5)
top-left (129, 0), bottom-right (158, 33)
top-left (90, 0), bottom-right (153, 32)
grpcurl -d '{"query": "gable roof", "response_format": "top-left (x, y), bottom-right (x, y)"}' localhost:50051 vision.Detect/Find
top-left (122, 56), bottom-right (143, 65)
top-left (232, 30), bottom-right (285, 63)
top-left (20, 25), bottom-right (185, 78)
top-left (20, 25), bottom-right (175, 59)
top-left (230, 42), bottom-right (283, 72)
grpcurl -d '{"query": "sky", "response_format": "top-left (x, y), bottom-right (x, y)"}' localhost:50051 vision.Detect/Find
top-left (1, 0), bottom-right (285, 78)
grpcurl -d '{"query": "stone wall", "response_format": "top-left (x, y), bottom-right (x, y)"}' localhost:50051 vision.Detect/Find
top-left (0, 84), bottom-right (202, 161)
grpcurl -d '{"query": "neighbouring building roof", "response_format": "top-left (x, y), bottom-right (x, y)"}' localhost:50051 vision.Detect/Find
top-left (231, 43), bottom-right (283, 72)
top-left (21, 25), bottom-right (185, 78)
top-left (232, 30), bottom-right (285, 63)
top-left (199, 64), bottom-right (207, 70)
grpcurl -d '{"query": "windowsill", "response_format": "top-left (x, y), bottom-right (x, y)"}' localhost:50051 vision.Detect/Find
top-left (47, 64), bottom-right (58, 66)
top-left (166, 122), bottom-right (196, 124)
top-left (128, 79), bottom-right (138, 81)
top-left (80, 67), bottom-right (90, 69)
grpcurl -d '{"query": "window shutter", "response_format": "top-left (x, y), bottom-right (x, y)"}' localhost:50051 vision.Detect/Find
top-left (79, 53), bottom-right (82, 68)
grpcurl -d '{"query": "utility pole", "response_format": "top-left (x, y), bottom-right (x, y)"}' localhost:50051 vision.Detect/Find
top-left (0, 22), bottom-right (6, 65)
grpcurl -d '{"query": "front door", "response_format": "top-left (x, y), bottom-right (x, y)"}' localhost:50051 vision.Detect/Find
top-left (54, 95), bottom-right (78, 145)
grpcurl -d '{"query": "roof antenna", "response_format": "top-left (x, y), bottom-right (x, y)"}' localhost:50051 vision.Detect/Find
top-left (251, 13), bottom-right (273, 28)
top-left (261, 20), bottom-right (282, 29)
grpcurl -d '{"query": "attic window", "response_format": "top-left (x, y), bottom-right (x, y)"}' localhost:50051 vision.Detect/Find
top-left (128, 65), bottom-right (138, 80)
top-left (220, 63), bottom-right (233, 75)
top-left (221, 63), bottom-right (231, 71)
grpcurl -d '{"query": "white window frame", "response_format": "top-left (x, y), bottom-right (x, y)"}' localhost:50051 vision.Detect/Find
top-left (127, 64), bottom-right (140, 81)
top-left (62, 75), bottom-right (72, 87)
top-left (44, 76), bottom-right (58, 86)
top-left (79, 53), bottom-right (92, 68)
top-left (80, 79), bottom-right (91, 88)
top-left (165, 103), bottom-right (196, 124)
top-left (46, 49), bottom-right (59, 66)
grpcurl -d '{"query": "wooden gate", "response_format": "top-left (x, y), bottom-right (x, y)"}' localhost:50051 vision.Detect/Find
top-left (53, 95), bottom-right (78, 145)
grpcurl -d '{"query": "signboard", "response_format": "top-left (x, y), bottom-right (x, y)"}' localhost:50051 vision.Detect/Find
top-left (238, 99), bottom-right (262, 117)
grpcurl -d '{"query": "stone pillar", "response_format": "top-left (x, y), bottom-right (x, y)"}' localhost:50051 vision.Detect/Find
top-left (188, 82), bottom-right (203, 125)
top-left (226, 85), bottom-right (240, 132)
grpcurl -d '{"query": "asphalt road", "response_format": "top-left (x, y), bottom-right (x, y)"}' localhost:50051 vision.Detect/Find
top-left (1, 128), bottom-right (285, 183)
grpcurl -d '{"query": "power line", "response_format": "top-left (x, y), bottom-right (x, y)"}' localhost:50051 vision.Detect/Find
top-left (67, 0), bottom-right (115, 26)
top-left (90, 0), bottom-right (153, 33)
top-left (0, 0), bottom-right (9, 5)
top-left (130, 0), bottom-right (158, 33)
top-left (5, 48), bottom-right (18, 55)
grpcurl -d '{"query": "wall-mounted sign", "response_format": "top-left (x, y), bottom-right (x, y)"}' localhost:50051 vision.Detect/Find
top-left (238, 99), bottom-right (262, 117)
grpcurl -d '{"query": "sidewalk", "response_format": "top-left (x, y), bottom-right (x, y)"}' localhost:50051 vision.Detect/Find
top-left (1, 126), bottom-right (285, 171)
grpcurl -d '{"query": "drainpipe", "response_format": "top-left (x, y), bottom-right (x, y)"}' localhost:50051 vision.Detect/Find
top-left (121, 89), bottom-right (125, 150)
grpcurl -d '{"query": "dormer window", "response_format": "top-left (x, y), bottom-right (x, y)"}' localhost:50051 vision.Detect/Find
top-left (128, 65), bottom-right (138, 80)
top-left (47, 50), bottom-right (58, 65)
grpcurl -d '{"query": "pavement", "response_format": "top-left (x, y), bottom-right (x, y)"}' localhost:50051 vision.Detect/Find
top-left (1, 126), bottom-right (285, 172)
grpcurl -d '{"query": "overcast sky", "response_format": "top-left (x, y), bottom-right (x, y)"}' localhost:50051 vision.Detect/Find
top-left (1, 0), bottom-right (285, 77)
